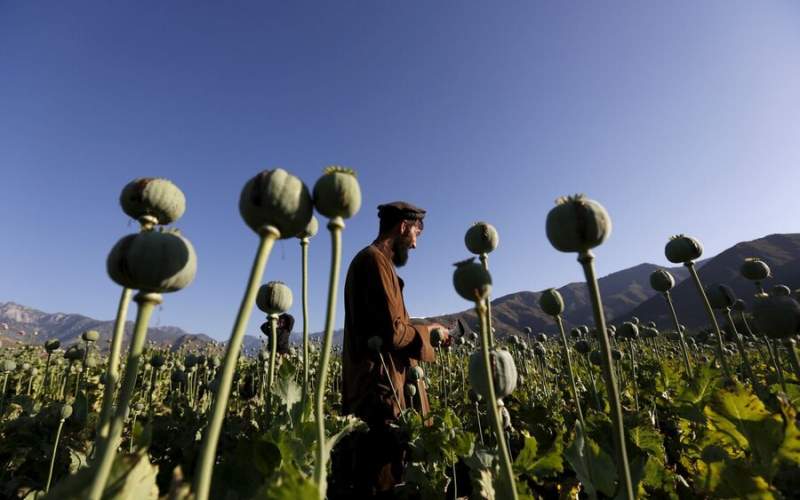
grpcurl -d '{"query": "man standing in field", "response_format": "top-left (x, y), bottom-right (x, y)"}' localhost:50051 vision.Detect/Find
top-left (339, 201), bottom-right (450, 498)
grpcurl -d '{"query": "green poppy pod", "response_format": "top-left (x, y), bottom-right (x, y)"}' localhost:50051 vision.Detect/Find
top-left (258, 350), bottom-right (268, 362)
top-left (60, 404), bottom-right (73, 420)
top-left (523, 326), bottom-right (532, 335)
top-left (464, 222), bottom-right (499, 255)
top-left (468, 349), bottom-right (518, 400)
top-left (574, 340), bottom-right (591, 354)
top-left (752, 293), bottom-right (800, 339)
top-left (642, 326), bottom-right (659, 339)
top-left (706, 284), bottom-right (737, 310)
top-left (570, 328), bottom-right (582, 339)
top-left (107, 229), bottom-right (197, 293)
top-left (468, 388), bottom-right (482, 404)
top-left (580, 325), bottom-right (590, 335)
top-left (612, 349), bottom-right (624, 361)
top-left (545, 194), bottom-right (612, 253)
top-left (312, 166), bottom-right (362, 219)
top-left (150, 353), bottom-right (165, 368)
top-left (296, 215), bottom-right (319, 239)
top-left (618, 322), bottom-right (639, 340)
top-left (64, 345), bottom-right (85, 361)
top-left (533, 343), bottom-right (546, 357)
top-left (239, 168), bottom-right (314, 238)
top-left (409, 365), bottom-right (425, 382)
top-left (772, 284), bottom-right (791, 297)
top-left (452, 258), bottom-right (492, 302)
top-left (405, 383), bottom-right (417, 398)
top-left (367, 336), bottom-right (383, 352)
top-left (430, 328), bottom-right (445, 348)
top-left (2, 360), bottom-right (16, 372)
top-left (740, 258), bottom-right (771, 282)
top-left (539, 288), bottom-right (565, 317)
top-left (81, 330), bottom-right (100, 343)
top-left (649, 269), bottom-right (675, 293)
top-left (588, 350), bottom-right (602, 366)
top-left (45, 339), bottom-right (60, 352)
top-left (119, 178), bottom-right (186, 226)
top-left (508, 335), bottom-right (520, 346)
top-left (536, 333), bottom-right (547, 343)
top-left (665, 235), bottom-right (703, 264)
top-left (256, 281), bottom-right (293, 315)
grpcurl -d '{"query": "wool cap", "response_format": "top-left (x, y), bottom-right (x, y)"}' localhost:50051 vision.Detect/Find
top-left (377, 201), bottom-right (426, 221)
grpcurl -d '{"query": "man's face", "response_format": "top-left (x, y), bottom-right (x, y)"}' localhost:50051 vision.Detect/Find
top-left (392, 220), bottom-right (422, 267)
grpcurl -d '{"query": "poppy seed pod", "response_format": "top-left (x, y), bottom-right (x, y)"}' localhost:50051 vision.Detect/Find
top-left (574, 340), bottom-right (591, 354)
top-left (150, 353), bottom-right (165, 368)
top-left (468, 349), bottom-right (517, 400)
top-left (44, 339), bottom-right (60, 352)
top-left (405, 383), bottom-right (417, 398)
top-left (523, 326), bottom-right (532, 335)
top-left (589, 350), bottom-right (602, 366)
top-left (665, 235), bottom-right (703, 264)
top-left (82, 330), bottom-right (100, 343)
top-left (539, 288), bottom-right (565, 317)
top-left (312, 166), bottom-right (362, 219)
top-left (256, 281), bottom-right (293, 315)
top-left (409, 365), bottom-right (425, 382)
top-left (612, 349), bottom-right (624, 361)
top-left (618, 322), bottom-right (639, 340)
top-left (706, 284), bottom-right (737, 310)
top-left (741, 258), bottom-right (771, 281)
top-left (464, 222), bottom-right (499, 255)
top-left (120, 178), bottom-right (186, 226)
top-left (752, 293), bottom-right (800, 339)
top-left (545, 194), bottom-right (612, 253)
top-left (367, 336), bottom-right (383, 352)
top-left (296, 215), bottom-right (319, 239)
top-left (772, 284), bottom-right (792, 297)
top-left (452, 258), bottom-right (492, 302)
top-left (430, 328), bottom-right (445, 347)
top-left (732, 299), bottom-right (747, 312)
top-left (60, 404), bottom-right (73, 420)
top-left (649, 269), bottom-right (675, 293)
top-left (536, 333), bottom-right (547, 343)
top-left (239, 168), bottom-right (314, 238)
top-left (107, 229), bottom-right (197, 293)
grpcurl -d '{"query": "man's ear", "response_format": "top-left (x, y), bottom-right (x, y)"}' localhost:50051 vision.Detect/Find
top-left (398, 220), bottom-right (408, 235)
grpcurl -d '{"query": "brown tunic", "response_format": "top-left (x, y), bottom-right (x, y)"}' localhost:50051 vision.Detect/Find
top-left (342, 242), bottom-right (436, 426)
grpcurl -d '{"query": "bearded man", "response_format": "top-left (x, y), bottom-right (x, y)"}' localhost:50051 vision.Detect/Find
top-left (338, 201), bottom-right (450, 498)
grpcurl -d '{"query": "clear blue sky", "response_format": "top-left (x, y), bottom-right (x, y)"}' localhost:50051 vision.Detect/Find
top-left (1, 2), bottom-right (799, 340)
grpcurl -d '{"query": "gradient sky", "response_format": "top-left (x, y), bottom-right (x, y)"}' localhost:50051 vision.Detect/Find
top-left (1, 2), bottom-right (799, 340)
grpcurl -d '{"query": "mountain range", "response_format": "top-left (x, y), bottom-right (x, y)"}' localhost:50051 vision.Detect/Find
top-left (2, 233), bottom-right (798, 350)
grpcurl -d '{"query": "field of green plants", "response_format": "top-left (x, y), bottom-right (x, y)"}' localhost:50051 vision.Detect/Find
top-left (1, 170), bottom-right (799, 499)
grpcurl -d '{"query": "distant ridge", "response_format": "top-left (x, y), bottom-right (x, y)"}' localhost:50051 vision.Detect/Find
top-left (428, 233), bottom-right (800, 336)
top-left (4, 233), bottom-right (799, 348)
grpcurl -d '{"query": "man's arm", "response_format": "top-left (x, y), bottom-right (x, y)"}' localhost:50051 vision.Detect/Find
top-left (364, 253), bottom-right (435, 362)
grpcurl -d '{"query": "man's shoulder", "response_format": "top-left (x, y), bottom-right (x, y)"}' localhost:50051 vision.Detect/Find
top-left (352, 244), bottom-right (386, 266)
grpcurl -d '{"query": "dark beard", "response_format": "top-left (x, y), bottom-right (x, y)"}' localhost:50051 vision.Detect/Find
top-left (392, 238), bottom-right (410, 267)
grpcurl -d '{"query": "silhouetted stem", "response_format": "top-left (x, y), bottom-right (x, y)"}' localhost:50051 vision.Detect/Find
top-left (301, 237), bottom-right (311, 403)
top-left (479, 254), bottom-right (495, 349)
top-left (193, 226), bottom-right (279, 500)
top-left (724, 309), bottom-right (758, 390)
top-left (97, 287), bottom-right (133, 446)
top-left (267, 314), bottom-right (278, 392)
top-left (314, 217), bottom-right (344, 500)
top-left (556, 316), bottom-right (585, 428)
top-left (685, 262), bottom-right (733, 381)
top-left (578, 250), bottom-right (634, 500)
top-left (663, 291), bottom-right (693, 378)
top-left (45, 418), bottom-right (66, 492)
top-left (88, 292), bottom-right (161, 500)
top-left (476, 302), bottom-right (518, 500)
top-left (786, 342), bottom-right (800, 383)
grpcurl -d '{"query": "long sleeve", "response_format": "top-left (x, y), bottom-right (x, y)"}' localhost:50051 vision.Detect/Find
top-left (363, 251), bottom-right (435, 362)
